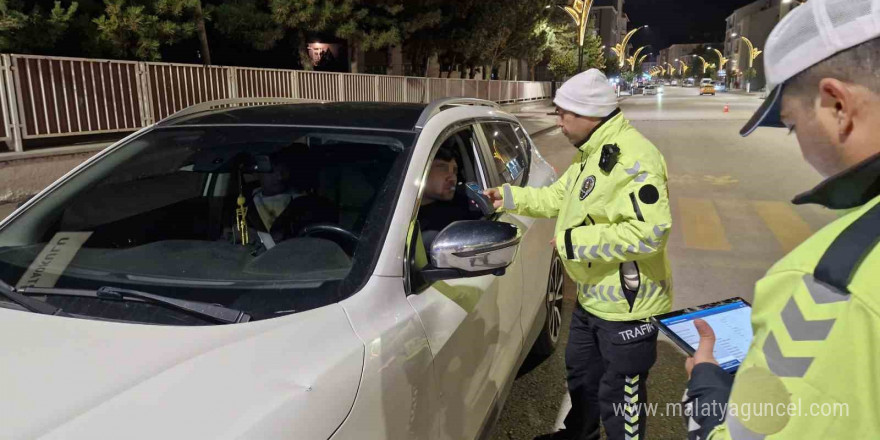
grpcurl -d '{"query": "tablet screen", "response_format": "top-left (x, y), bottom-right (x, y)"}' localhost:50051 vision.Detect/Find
top-left (658, 300), bottom-right (753, 373)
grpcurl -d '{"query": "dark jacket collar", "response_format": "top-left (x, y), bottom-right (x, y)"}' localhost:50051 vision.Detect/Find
top-left (574, 108), bottom-right (622, 150)
top-left (793, 152), bottom-right (880, 209)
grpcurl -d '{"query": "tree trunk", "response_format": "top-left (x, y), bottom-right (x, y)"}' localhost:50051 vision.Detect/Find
top-left (530, 63), bottom-right (536, 81)
top-left (193, 0), bottom-right (211, 65)
top-left (297, 29), bottom-right (313, 71)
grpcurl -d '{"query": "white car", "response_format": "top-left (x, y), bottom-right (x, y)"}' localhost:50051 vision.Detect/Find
top-left (0, 98), bottom-right (563, 440)
top-left (644, 85), bottom-right (658, 95)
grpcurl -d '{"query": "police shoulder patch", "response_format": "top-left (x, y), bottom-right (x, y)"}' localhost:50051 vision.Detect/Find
top-left (580, 175), bottom-right (596, 200)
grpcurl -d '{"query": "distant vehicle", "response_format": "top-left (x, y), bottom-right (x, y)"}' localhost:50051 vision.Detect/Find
top-left (700, 83), bottom-right (716, 96)
top-left (684, 78), bottom-right (696, 87)
top-left (645, 85), bottom-right (657, 95)
top-left (700, 78), bottom-right (714, 86)
top-left (714, 82), bottom-right (727, 92)
top-left (671, 80), bottom-right (679, 86)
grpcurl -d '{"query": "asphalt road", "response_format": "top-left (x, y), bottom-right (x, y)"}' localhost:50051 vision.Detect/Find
top-left (494, 86), bottom-right (838, 440)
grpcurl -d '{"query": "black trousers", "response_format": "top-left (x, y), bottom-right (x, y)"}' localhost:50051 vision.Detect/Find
top-left (563, 305), bottom-right (658, 440)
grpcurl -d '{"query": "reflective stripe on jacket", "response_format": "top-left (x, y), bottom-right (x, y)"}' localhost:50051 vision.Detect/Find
top-left (501, 111), bottom-right (673, 321)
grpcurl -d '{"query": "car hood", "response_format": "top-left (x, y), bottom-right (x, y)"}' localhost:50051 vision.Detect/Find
top-left (0, 304), bottom-right (364, 439)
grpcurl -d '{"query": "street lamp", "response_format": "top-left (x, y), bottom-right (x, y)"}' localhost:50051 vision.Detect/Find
top-left (627, 46), bottom-right (648, 71)
top-left (678, 59), bottom-right (689, 77)
top-left (611, 25), bottom-right (648, 68)
top-left (738, 36), bottom-right (763, 93)
top-left (712, 48), bottom-right (729, 71)
top-left (559, 0), bottom-right (596, 73)
top-left (695, 55), bottom-right (714, 74)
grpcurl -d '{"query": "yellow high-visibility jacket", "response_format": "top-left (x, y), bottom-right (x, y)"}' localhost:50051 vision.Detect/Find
top-left (685, 154), bottom-right (880, 439)
top-left (500, 110), bottom-right (673, 321)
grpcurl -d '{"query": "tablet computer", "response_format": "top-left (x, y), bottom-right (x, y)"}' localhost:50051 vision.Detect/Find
top-left (651, 298), bottom-right (753, 374)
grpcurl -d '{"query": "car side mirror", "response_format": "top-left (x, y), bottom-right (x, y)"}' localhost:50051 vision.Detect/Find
top-left (421, 220), bottom-right (521, 282)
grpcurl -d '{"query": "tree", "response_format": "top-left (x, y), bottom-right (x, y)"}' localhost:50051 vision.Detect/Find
top-left (270, 0), bottom-right (407, 71)
top-left (213, 0), bottom-right (284, 51)
top-left (548, 20), bottom-right (605, 79)
top-left (604, 54), bottom-right (620, 78)
top-left (0, 0), bottom-right (79, 53)
top-left (517, 18), bottom-right (554, 80)
top-left (93, 0), bottom-right (211, 62)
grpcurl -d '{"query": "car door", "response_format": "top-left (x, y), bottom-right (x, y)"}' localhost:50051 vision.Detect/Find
top-left (476, 121), bottom-right (555, 358)
top-left (405, 123), bottom-right (524, 440)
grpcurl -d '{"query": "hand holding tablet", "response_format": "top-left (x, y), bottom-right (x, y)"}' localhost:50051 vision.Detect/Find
top-left (652, 298), bottom-right (753, 374)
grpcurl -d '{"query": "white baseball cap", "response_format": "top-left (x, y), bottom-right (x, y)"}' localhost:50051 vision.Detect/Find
top-left (741, 0), bottom-right (880, 136)
top-left (554, 69), bottom-right (619, 118)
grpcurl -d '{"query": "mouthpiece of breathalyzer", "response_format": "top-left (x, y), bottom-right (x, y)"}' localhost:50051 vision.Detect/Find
top-left (621, 261), bottom-right (640, 291)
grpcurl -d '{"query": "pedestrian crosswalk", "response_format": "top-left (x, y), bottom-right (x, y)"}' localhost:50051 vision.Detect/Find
top-left (671, 198), bottom-right (835, 255)
top-left (677, 197), bottom-right (732, 251)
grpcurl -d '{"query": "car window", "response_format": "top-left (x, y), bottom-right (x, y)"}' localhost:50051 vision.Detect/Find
top-left (481, 122), bottom-right (529, 187)
top-left (0, 125), bottom-right (415, 324)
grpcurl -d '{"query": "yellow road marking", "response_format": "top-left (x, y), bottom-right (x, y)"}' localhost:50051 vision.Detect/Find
top-left (752, 201), bottom-right (813, 253)
top-left (678, 197), bottom-right (731, 251)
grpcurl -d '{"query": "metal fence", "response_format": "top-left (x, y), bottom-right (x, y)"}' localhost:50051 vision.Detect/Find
top-left (0, 53), bottom-right (552, 153)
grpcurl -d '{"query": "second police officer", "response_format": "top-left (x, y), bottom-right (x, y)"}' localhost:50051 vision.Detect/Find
top-left (485, 68), bottom-right (673, 440)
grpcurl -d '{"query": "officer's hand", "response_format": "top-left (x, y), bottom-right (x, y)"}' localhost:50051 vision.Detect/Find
top-left (483, 188), bottom-right (504, 209)
top-left (685, 319), bottom-right (719, 378)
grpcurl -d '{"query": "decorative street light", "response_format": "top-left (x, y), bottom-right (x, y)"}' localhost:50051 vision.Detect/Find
top-left (665, 62), bottom-right (676, 76)
top-left (678, 59), bottom-right (690, 76)
top-left (560, 0), bottom-right (596, 73)
top-left (738, 36), bottom-right (763, 93)
top-left (695, 55), bottom-right (714, 74)
top-left (637, 54), bottom-right (648, 70)
top-left (626, 46), bottom-right (648, 71)
top-left (712, 48), bottom-right (729, 71)
top-left (611, 25), bottom-right (648, 68)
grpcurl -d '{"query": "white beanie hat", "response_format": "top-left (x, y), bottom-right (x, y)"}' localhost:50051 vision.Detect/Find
top-left (553, 69), bottom-right (618, 118)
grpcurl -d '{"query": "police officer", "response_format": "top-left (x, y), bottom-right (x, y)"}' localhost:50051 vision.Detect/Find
top-left (485, 68), bottom-right (673, 440)
top-left (683, 0), bottom-right (880, 438)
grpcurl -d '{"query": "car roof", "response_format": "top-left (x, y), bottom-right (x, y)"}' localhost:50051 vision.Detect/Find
top-left (160, 102), bottom-right (428, 132)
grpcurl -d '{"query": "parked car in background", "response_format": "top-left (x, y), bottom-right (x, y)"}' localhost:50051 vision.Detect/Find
top-left (0, 98), bottom-right (564, 440)
top-left (645, 85), bottom-right (658, 95)
top-left (671, 80), bottom-right (679, 86)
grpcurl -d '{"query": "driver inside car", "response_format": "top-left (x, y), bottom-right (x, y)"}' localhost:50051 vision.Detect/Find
top-left (246, 145), bottom-right (337, 246)
top-left (418, 147), bottom-right (482, 247)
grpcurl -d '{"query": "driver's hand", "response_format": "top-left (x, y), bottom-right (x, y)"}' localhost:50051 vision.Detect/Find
top-left (483, 188), bottom-right (504, 209)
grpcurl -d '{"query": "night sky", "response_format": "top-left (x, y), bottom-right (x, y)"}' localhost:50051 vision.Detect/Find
top-left (621, 0), bottom-right (757, 58)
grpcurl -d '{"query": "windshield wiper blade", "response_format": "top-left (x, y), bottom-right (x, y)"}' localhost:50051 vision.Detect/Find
top-left (0, 279), bottom-right (66, 316)
top-left (20, 286), bottom-right (251, 324)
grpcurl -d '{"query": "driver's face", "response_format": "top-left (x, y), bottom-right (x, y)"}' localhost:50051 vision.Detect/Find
top-left (423, 158), bottom-right (457, 204)
top-left (260, 164), bottom-right (291, 196)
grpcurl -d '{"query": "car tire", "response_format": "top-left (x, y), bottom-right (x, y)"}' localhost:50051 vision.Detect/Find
top-left (531, 250), bottom-right (565, 357)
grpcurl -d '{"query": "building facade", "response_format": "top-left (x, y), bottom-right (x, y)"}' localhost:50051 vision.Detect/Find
top-left (590, 0), bottom-right (628, 61)
top-left (724, 0), bottom-right (803, 90)
top-left (658, 44), bottom-right (701, 70)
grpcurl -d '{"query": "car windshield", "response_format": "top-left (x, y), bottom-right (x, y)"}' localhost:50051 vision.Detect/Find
top-left (0, 124), bottom-right (414, 324)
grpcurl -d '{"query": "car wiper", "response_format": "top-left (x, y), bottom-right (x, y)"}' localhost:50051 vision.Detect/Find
top-left (0, 278), bottom-right (67, 316)
top-left (19, 286), bottom-right (251, 324)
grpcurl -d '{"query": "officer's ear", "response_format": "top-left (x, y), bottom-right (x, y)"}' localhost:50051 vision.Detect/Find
top-left (817, 78), bottom-right (856, 142)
